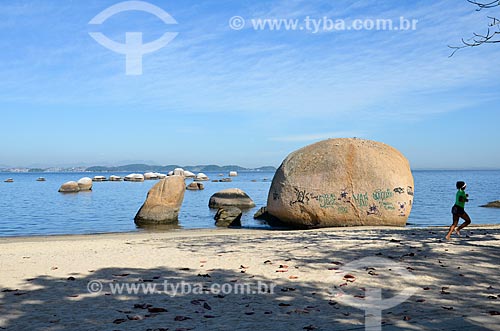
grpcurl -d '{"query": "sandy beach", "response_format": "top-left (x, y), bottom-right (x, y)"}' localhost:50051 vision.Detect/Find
top-left (1, 226), bottom-right (499, 331)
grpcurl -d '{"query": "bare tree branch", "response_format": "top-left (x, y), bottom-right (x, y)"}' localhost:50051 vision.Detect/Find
top-left (449, 1), bottom-right (500, 56)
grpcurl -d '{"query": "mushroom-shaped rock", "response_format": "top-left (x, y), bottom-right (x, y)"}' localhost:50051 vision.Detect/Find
top-left (36, 177), bottom-right (46, 182)
top-left (157, 173), bottom-right (167, 179)
top-left (267, 138), bottom-right (414, 228)
top-left (184, 171), bottom-right (196, 178)
top-left (229, 171), bottom-right (238, 177)
top-left (58, 181), bottom-right (80, 193)
top-left (93, 176), bottom-right (107, 182)
top-left (209, 188), bottom-right (255, 209)
top-left (4, 178), bottom-right (14, 183)
top-left (109, 175), bottom-right (122, 181)
top-left (77, 177), bottom-right (93, 191)
top-left (214, 207), bottom-right (242, 227)
top-left (195, 173), bottom-right (209, 181)
top-left (186, 182), bottom-right (204, 190)
top-left (134, 176), bottom-right (186, 225)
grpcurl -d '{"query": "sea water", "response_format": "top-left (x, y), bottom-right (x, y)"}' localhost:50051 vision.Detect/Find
top-left (0, 171), bottom-right (498, 236)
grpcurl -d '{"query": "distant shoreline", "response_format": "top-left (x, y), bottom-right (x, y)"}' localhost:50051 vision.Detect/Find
top-left (2, 168), bottom-right (500, 174)
top-left (0, 164), bottom-right (277, 173)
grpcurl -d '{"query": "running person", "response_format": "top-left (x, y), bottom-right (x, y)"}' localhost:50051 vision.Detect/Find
top-left (445, 181), bottom-right (472, 240)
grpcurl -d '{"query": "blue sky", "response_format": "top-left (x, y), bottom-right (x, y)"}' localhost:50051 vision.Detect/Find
top-left (0, 0), bottom-right (499, 169)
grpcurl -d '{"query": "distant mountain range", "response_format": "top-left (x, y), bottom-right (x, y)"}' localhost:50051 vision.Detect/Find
top-left (0, 164), bottom-right (277, 173)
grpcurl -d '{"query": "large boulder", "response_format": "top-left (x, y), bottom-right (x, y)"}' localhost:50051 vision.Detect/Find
top-left (214, 207), bottom-right (242, 227)
top-left (134, 176), bottom-right (186, 225)
top-left (77, 177), bottom-right (93, 191)
top-left (209, 188), bottom-right (255, 209)
top-left (58, 181), bottom-right (80, 193)
top-left (267, 138), bottom-right (414, 228)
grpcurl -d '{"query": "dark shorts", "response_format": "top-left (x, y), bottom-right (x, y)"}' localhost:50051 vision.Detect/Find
top-left (452, 205), bottom-right (465, 216)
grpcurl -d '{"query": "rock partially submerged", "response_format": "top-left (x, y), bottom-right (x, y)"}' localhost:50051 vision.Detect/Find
top-left (124, 174), bottom-right (145, 182)
top-left (186, 182), bottom-right (204, 190)
top-left (77, 177), bottom-right (93, 191)
top-left (58, 181), bottom-right (80, 193)
top-left (134, 176), bottom-right (185, 225)
top-left (184, 171), bottom-right (196, 178)
top-left (214, 207), bottom-right (242, 227)
top-left (195, 173), bottom-right (209, 181)
top-left (209, 188), bottom-right (255, 209)
top-left (4, 178), bottom-right (14, 183)
top-left (481, 200), bottom-right (500, 208)
top-left (267, 138), bottom-right (414, 228)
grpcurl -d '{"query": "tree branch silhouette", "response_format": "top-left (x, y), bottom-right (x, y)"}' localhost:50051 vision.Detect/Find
top-left (449, 0), bottom-right (500, 56)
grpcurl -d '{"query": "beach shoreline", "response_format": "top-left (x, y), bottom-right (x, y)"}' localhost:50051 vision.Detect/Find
top-left (1, 225), bottom-right (499, 330)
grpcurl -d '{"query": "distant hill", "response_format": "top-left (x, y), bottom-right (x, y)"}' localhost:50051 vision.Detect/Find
top-left (84, 164), bottom-right (276, 173)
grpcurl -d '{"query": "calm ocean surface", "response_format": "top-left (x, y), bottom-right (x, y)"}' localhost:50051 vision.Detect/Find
top-left (0, 171), bottom-right (499, 237)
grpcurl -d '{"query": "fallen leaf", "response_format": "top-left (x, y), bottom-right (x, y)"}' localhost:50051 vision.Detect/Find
top-left (148, 307), bottom-right (168, 313)
top-left (343, 274), bottom-right (356, 282)
top-left (134, 303), bottom-right (152, 309)
top-left (174, 316), bottom-right (191, 321)
top-left (126, 314), bottom-right (143, 320)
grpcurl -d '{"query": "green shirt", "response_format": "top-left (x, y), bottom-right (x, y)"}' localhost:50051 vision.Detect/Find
top-left (455, 190), bottom-right (466, 208)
